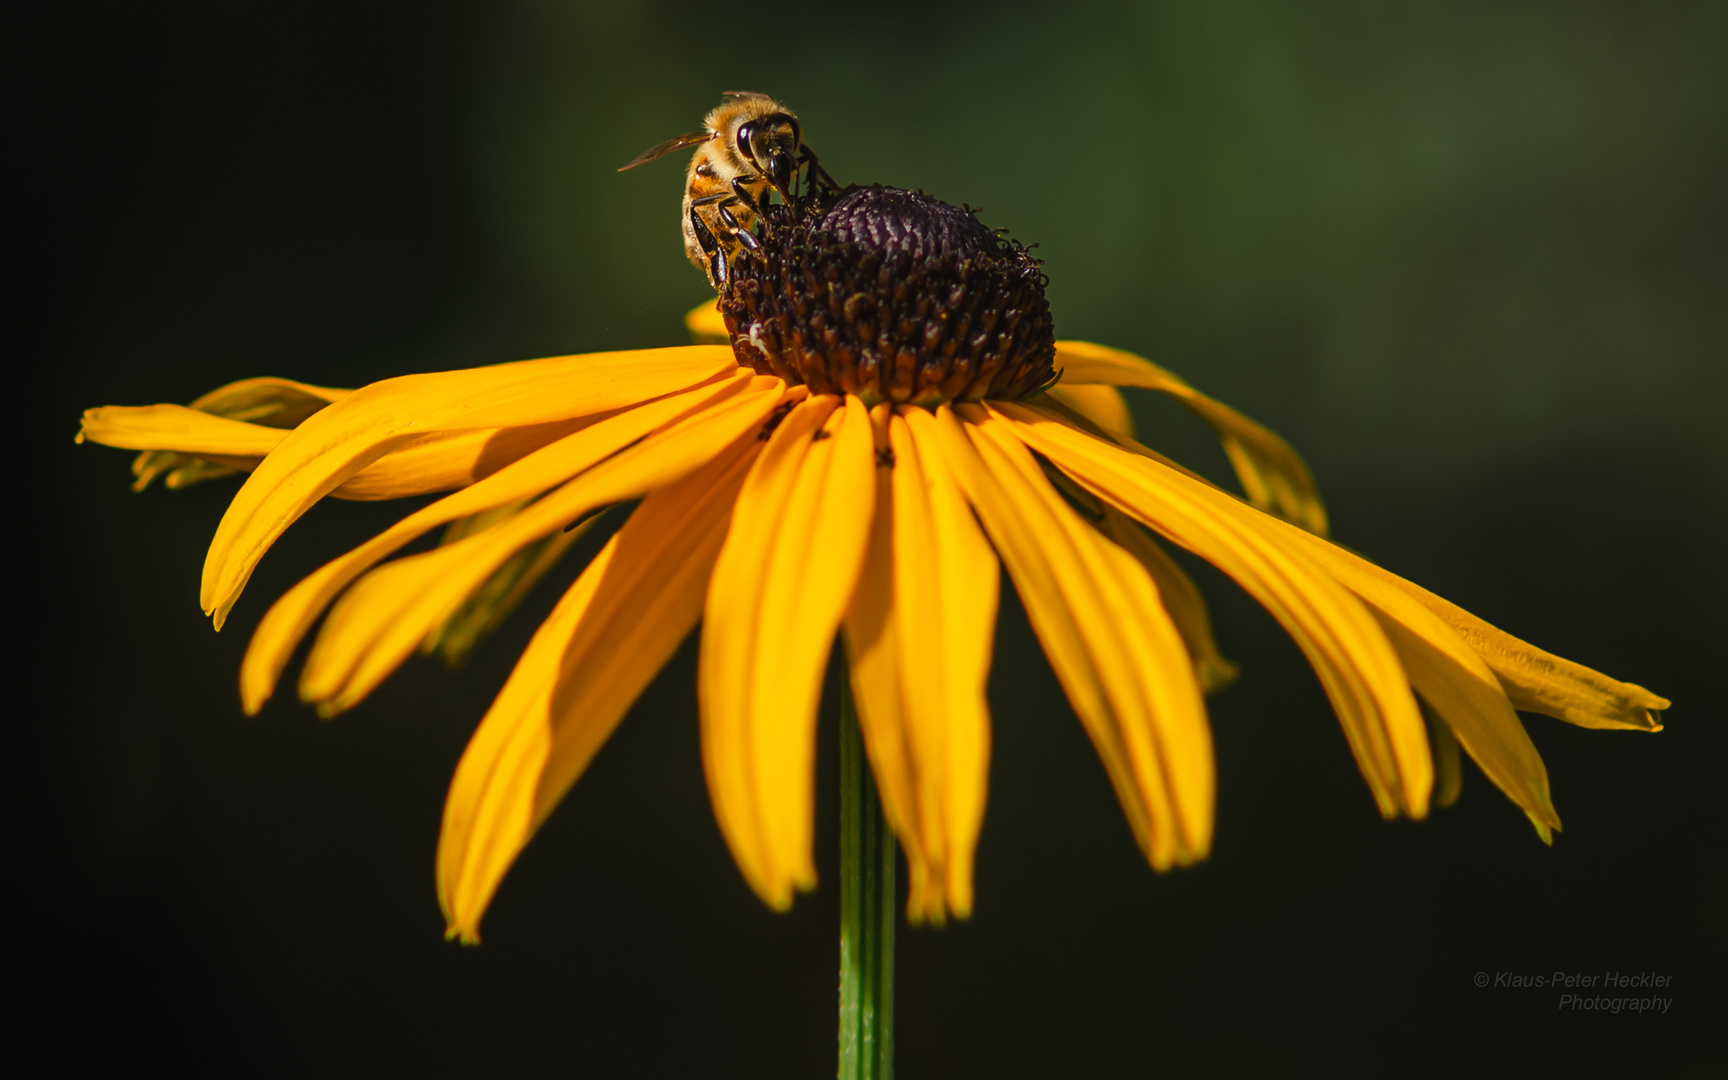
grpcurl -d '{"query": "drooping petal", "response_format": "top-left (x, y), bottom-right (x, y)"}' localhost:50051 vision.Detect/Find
top-left (1369, 608), bottom-right (1560, 836)
top-left (1265, 523), bottom-right (1668, 732)
top-left (437, 435), bottom-right (763, 943)
top-left (239, 373), bottom-right (764, 714)
top-left (293, 378), bottom-right (788, 717)
top-left (1042, 384), bottom-right (1135, 443)
top-left (1098, 508), bottom-right (1239, 695)
top-left (994, 400), bottom-right (1432, 820)
top-left (843, 407), bottom-right (998, 922)
top-left (1054, 341), bottom-right (1329, 536)
top-left (1270, 535), bottom-right (1563, 831)
top-left (700, 396), bottom-right (877, 909)
top-left (201, 345), bottom-right (739, 627)
top-left (929, 405), bottom-right (1214, 868)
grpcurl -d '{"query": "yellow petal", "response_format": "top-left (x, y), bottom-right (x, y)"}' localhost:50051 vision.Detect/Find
top-left (839, 406), bottom-right (929, 914)
top-left (327, 417), bottom-right (607, 501)
top-left (686, 298), bottom-right (728, 344)
top-left (1370, 609), bottom-right (1560, 833)
top-left (239, 374), bottom-right (763, 714)
top-left (1267, 524), bottom-right (1668, 733)
top-left (86, 378), bottom-right (348, 492)
top-left (1037, 457), bottom-right (1235, 698)
top-left (103, 414), bottom-right (608, 504)
top-left (288, 377), bottom-right (787, 716)
top-left (700, 395), bottom-right (877, 909)
top-left (1054, 341), bottom-right (1329, 536)
top-left (437, 435), bottom-right (763, 942)
top-left (927, 405), bottom-right (1214, 868)
top-left (201, 345), bottom-right (739, 627)
top-left (81, 376), bottom-right (346, 450)
top-left (1042, 383), bottom-right (1135, 443)
top-left (844, 406), bottom-right (998, 922)
top-left (79, 404), bottom-right (289, 456)
top-left (1098, 508), bottom-right (1239, 695)
top-left (994, 400), bottom-right (1431, 820)
top-left (1260, 528), bottom-right (1560, 829)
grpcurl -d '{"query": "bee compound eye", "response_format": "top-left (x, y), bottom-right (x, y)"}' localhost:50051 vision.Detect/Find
top-left (733, 122), bottom-right (759, 168)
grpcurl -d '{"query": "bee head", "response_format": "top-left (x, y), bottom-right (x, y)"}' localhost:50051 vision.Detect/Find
top-left (735, 112), bottom-right (801, 200)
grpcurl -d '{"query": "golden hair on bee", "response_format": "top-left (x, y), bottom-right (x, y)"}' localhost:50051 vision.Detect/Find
top-left (619, 92), bottom-right (839, 288)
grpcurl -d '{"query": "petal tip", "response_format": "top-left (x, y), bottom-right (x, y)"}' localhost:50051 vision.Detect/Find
top-left (1528, 813), bottom-right (1556, 846)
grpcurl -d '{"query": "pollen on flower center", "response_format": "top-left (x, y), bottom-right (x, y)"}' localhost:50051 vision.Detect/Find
top-left (719, 185), bottom-right (1057, 406)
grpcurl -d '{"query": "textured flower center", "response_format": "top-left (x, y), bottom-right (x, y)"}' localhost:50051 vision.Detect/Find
top-left (719, 185), bottom-right (1057, 406)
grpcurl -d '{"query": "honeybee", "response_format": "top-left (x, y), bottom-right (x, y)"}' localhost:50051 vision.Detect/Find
top-left (619, 92), bottom-right (838, 287)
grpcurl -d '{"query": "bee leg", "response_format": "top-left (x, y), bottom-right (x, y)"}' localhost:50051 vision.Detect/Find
top-left (710, 246), bottom-right (729, 286)
top-left (727, 178), bottom-right (762, 214)
top-left (716, 202), bottom-right (763, 252)
top-left (689, 206), bottom-right (719, 256)
top-left (689, 192), bottom-right (728, 208)
top-left (797, 146), bottom-right (840, 194)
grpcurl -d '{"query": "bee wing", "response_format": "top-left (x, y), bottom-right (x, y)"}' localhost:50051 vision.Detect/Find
top-left (617, 130), bottom-right (713, 172)
top-left (721, 90), bottom-right (772, 100)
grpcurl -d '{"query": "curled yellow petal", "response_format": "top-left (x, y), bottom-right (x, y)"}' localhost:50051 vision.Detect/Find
top-left (928, 405), bottom-right (1214, 868)
top-left (994, 400), bottom-right (1431, 821)
top-left (202, 345), bottom-right (739, 628)
top-left (1055, 341), bottom-right (1329, 536)
top-left (700, 395), bottom-right (876, 909)
top-left (437, 435), bottom-right (763, 942)
top-left (289, 378), bottom-right (787, 717)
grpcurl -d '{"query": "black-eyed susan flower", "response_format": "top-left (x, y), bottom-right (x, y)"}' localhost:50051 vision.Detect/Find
top-left (77, 184), bottom-right (1667, 955)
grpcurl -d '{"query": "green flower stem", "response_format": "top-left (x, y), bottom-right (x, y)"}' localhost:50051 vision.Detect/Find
top-left (838, 680), bottom-right (895, 1080)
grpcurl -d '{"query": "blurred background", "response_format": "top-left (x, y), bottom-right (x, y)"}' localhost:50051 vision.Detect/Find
top-left (23, 1), bottom-right (1725, 1076)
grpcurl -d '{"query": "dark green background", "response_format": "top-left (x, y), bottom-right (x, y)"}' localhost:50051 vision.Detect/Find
top-left (26, 2), bottom-right (1725, 1076)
